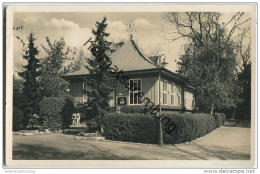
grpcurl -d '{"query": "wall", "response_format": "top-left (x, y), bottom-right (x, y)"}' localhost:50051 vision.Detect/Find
top-left (160, 75), bottom-right (183, 109)
top-left (116, 74), bottom-right (158, 106)
top-left (184, 90), bottom-right (195, 110)
top-left (70, 79), bottom-right (83, 104)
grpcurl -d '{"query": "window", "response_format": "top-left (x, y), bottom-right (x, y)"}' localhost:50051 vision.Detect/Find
top-left (129, 79), bottom-right (142, 105)
top-left (184, 91), bottom-right (194, 109)
top-left (175, 85), bottom-right (181, 106)
top-left (82, 82), bottom-right (92, 103)
top-left (163, 81), bottom-right (167, 105)
top-left (171, 84), bottom-right (175, 105)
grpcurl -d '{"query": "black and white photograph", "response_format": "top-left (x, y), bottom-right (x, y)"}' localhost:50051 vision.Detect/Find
top-left (3, 3), bottom-right (257, 168)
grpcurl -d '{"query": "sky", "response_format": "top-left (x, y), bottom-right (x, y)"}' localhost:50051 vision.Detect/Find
top-left (13, 12), bottom-right (250, 74)
top-left (13, 12), bottom-right (189, 73)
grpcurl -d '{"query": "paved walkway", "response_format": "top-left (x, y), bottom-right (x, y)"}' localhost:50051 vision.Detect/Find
top-left (13, 122), bottom-right (250, 160)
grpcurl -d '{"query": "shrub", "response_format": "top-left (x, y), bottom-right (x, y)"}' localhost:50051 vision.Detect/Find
top-left (61, 95), bottom-right (75, 128)
top-left (13, 107), bottom-right (24, 131)
top-left (213, 113), bottom-right (223, 128)
top-left (86, 119), bottom-right (98, 132)
top-left (102, 112), bottom-right (219, 145)
top-left (39, 96), bottom-right (75, 130)
top-left (39, 97), bottom-right (66, 131)
top-left (163, 113), bottom-right (217, 144)
top-left (102, 113), bottom-right (159, 144)
top-left (76, 103), bottom-right (96, 121)
top-left (120, 105), bottom-right (147, 114)
top-left (220, 113), bottom-right (226, 124)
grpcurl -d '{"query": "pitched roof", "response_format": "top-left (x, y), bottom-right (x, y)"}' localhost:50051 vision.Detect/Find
top-left (62, 39), bottom-right (195, 90)
top-left (64, 39), bottom-right (159, 77)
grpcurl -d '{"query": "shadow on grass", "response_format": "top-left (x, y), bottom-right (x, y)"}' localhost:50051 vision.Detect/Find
top-left (13, 143), bottom-right (142, 160)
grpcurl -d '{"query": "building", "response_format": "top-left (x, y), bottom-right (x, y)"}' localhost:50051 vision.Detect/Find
top-left (62, 36), bottom-right (195, 112)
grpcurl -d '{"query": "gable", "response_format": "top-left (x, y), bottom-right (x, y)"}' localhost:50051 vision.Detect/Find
top-left (109, 40), bottom-right (158, 71)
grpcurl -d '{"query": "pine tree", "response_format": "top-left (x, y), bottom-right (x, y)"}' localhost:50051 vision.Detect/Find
top-left (18, 32), bottom-right (41, 127)
top-left (85, 17), bottom-right (113, 132)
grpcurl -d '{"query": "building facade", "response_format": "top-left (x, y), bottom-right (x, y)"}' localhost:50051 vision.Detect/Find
top-left (63, 37), bottom-right (195, 112)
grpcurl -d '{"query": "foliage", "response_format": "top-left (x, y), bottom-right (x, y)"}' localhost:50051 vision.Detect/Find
top-left (86, 119), bottom-right (98, 132)
top-left (236, 63), bottom-right (251, 120)
top-left (39, 96), bottom-right (74, 130)
top-left (61, 95), bottom-right (75, 128)
top-left (39, 37), bottom-right (76, 98)
top-left (85, 17), bottom-right (114, 131)
top-left (18, 32), bottom-right (41, 127)
top-left (103, 112), bottom-right (225, 144)
top-left (39, 97), bottom-right (65, 130)
top-left (163, 113), bottom-right (217, 144)
top-left (75, 103), bottom-right (96, 121)
top-left (120, 105), bottom-right (147, 114)
top-left (13, 76), bottom-right (26, 110)
top-left (102, 113), bottom-right (159, 144)
top-left (71, 49), bottom-right (86, 72)
top-left (213, 113), bottom-right (223, 127)
top-left (166, 12), bottom-right (250, 113)
top-left (13, 107), bottom-right (24, 131)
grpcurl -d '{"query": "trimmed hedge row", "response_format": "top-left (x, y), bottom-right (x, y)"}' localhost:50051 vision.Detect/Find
top-left (102, 112), bottom-right (226, 144)
top-left (120, 105), bottom-right (147, 115)
top-left (213, 113), bottom-right (226, 127)
top-left (163, 113), bottom-right (217, 144)
top-left (102, 113), bottom-right (158, 144)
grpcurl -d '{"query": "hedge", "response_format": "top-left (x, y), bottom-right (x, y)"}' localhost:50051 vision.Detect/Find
top-left (102, 113), bottom-right (159, 144)
top-left (39, 96), bottom-right (75, 131)
top-left (120, 105), bottom-right (147, 115)
top-left (61, 95), bottom-right (75, 128)
top-left (102, 112), bottom-right (226, 145)
top-left (220, 113), bottom-right (226, 124)
top-left (163, 113), bottom-right (217, 144)
top-left (213, 113), bottom-right (226, 127)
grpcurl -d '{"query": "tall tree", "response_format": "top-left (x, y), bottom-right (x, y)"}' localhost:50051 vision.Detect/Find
top-left (18, 32), bottom-right (41, 127)
top-left (235, 28), bottom-right (251, 120)
top-left (166, 12), bottom-right (250, 113)
top-left (40, 37), bottom-right (75, 98)
top-left (85, 17), bottom-right (113, 131)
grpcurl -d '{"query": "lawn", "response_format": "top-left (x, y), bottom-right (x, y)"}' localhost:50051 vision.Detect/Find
top-left (13, 121), bottom-right (251, 160)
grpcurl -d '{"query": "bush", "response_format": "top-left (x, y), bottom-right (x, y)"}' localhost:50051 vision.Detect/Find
top-left (76, 103), bottom-right (96, 121)
top-left (39, 97), bottom-right (66, 131)
top-left (220, 113), bottom-right (226, 124)
top-left (163, 113), bottom-right (217, 144)
top-left (13, 107), bottom-right (24, 131)
top-left (102, 112), bottom-right (219, 145)
top-left (102, 113), bottom-right (159, 144)
top-left (213, 113), bottom-right (226, 127)
top-left (86, 119), bottom-right (98, 132)
top-left (213, 113), bottom-right (223, 128)
top-left (39, 96), bottom-right (75, 130)
top-left (61, 95), bottom-right (75, 128)
top-left (120, 105), bottom-right (147, 114)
